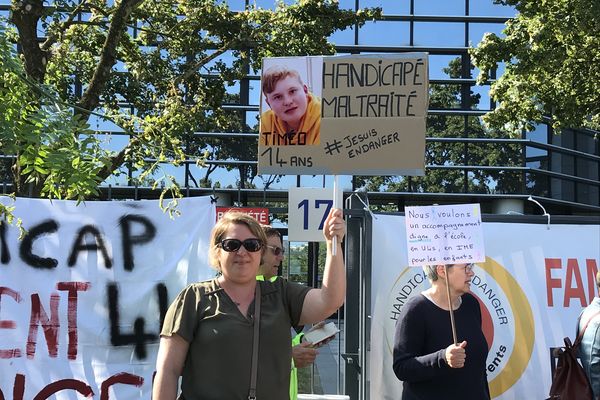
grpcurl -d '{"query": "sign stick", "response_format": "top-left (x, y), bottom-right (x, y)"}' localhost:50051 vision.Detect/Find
top-left (444, 265), bottom-right (458, 345)
top-left (332, 175), bottom-right (340, 256)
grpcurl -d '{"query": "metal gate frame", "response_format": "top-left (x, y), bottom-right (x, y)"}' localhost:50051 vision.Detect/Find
top-left (342, 194), bottom-right (373, 400)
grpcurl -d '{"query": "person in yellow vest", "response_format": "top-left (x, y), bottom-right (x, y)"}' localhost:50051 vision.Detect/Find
top-left (258, 225), bottom-right (333, 400)
top-left (260, 65), bottom-right (321, 146)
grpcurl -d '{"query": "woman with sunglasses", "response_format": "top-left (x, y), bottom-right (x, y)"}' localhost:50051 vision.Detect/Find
top-left (153, 208), bottom-right (345, 400)
top-left (392, 263), bottom-right (491, 400)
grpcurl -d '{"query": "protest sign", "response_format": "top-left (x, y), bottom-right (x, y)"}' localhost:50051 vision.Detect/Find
top-left (404, 203), bottom-right (485, 266)
top-left (258, 53), bottom-right (428, 176)
top-left (0, 197), bottom-right (215, 399)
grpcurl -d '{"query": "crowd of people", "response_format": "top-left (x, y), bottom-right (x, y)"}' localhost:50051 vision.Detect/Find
top-left (152, 208), bottom-right (599, 400)
top-left (153, 208), bottom-right (344, 400)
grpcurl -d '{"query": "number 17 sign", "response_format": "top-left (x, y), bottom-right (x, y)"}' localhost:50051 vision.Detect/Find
top-left (288, 187), bottom-right (341, 242)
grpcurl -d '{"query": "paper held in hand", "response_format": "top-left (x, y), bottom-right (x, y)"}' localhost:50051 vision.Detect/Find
top-left (303, 322), bottom-right (340, 347)
top-left (404, 203), bottom-right (485, 266)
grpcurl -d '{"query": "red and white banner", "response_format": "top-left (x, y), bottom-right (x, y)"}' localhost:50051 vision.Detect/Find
top-left (216, 207), bottom-right (270, 224)
top-left (370, 214), bottom-right (600, 399)
top-left (0, 197), bottom-right (215, 399)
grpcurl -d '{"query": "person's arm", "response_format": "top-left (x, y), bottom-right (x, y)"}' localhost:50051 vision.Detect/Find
top-left (299, 208), bottom-right (346, 325)
top-left (152, 334), bottom-right (189, 400)
top-left (392, 301), bottom-right (457, 382)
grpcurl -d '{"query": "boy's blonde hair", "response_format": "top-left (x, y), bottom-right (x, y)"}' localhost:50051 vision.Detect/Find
top-left (261, 65), bottom-right (304, 95)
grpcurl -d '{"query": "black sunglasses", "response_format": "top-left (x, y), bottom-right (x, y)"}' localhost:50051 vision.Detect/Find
top-left (219, 238), bottom-right (263, 253)
top-left (267, 245), bottom-right (285, 256)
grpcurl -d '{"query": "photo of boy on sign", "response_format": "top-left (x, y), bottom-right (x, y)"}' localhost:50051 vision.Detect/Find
top-left (260, 64), bottom-right (321, 146)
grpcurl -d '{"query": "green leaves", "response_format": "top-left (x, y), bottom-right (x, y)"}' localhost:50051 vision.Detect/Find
top-left (2, 1), bottom-right (381, 210)
top-left (471, 0), bottom-right (600, 134)
top-left (1, 17), bottom-right (108, 201)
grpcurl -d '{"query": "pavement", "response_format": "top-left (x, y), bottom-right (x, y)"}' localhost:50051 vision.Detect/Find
top-left (301, 320), bottom-right (345, 396)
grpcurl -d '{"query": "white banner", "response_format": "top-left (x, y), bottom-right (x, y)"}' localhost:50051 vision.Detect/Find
top-left (370, 214), bottom-right (600, 399)
top-left (0, 197), bottom-right (215, 399)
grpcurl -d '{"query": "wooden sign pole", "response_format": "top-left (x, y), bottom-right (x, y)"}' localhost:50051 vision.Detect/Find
top-left (332, 175), bottom-right (340, 256)
top-left (444, 265), bottom-right (458, 345)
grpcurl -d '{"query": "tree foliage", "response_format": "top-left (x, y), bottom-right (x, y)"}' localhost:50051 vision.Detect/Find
top-left (0, 0), bottom-right (381, 207)
top-left (285, 242), bottom-right (326, 284)
top-left (1, 22), bottom-right (108, 201)
top-left (470, 0), bottom-right (600, 135)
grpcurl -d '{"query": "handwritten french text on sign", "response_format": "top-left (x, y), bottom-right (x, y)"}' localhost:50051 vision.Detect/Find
top-left (0, 197), bottom-right (215, 399)
top-left (288, 187), bottom-right (340, 242)
top-left (404, 203), bottom-right (485, 266)
top-left (257, 54), bottom-right (428, 176)
top-left (216, 207), bottom-right (270, 224)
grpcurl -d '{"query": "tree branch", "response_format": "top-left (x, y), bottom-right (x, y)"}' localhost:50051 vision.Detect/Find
top-left (40, 0), bottom-right (89, 52)
top-left (10, 0), bottom-right (47, 82)
top-left (76, 0), bottom-right (144, 116)
top-left (173, 42), bottom-right (233, 86)
top-left (96, 137), bottom-right (136, 182)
